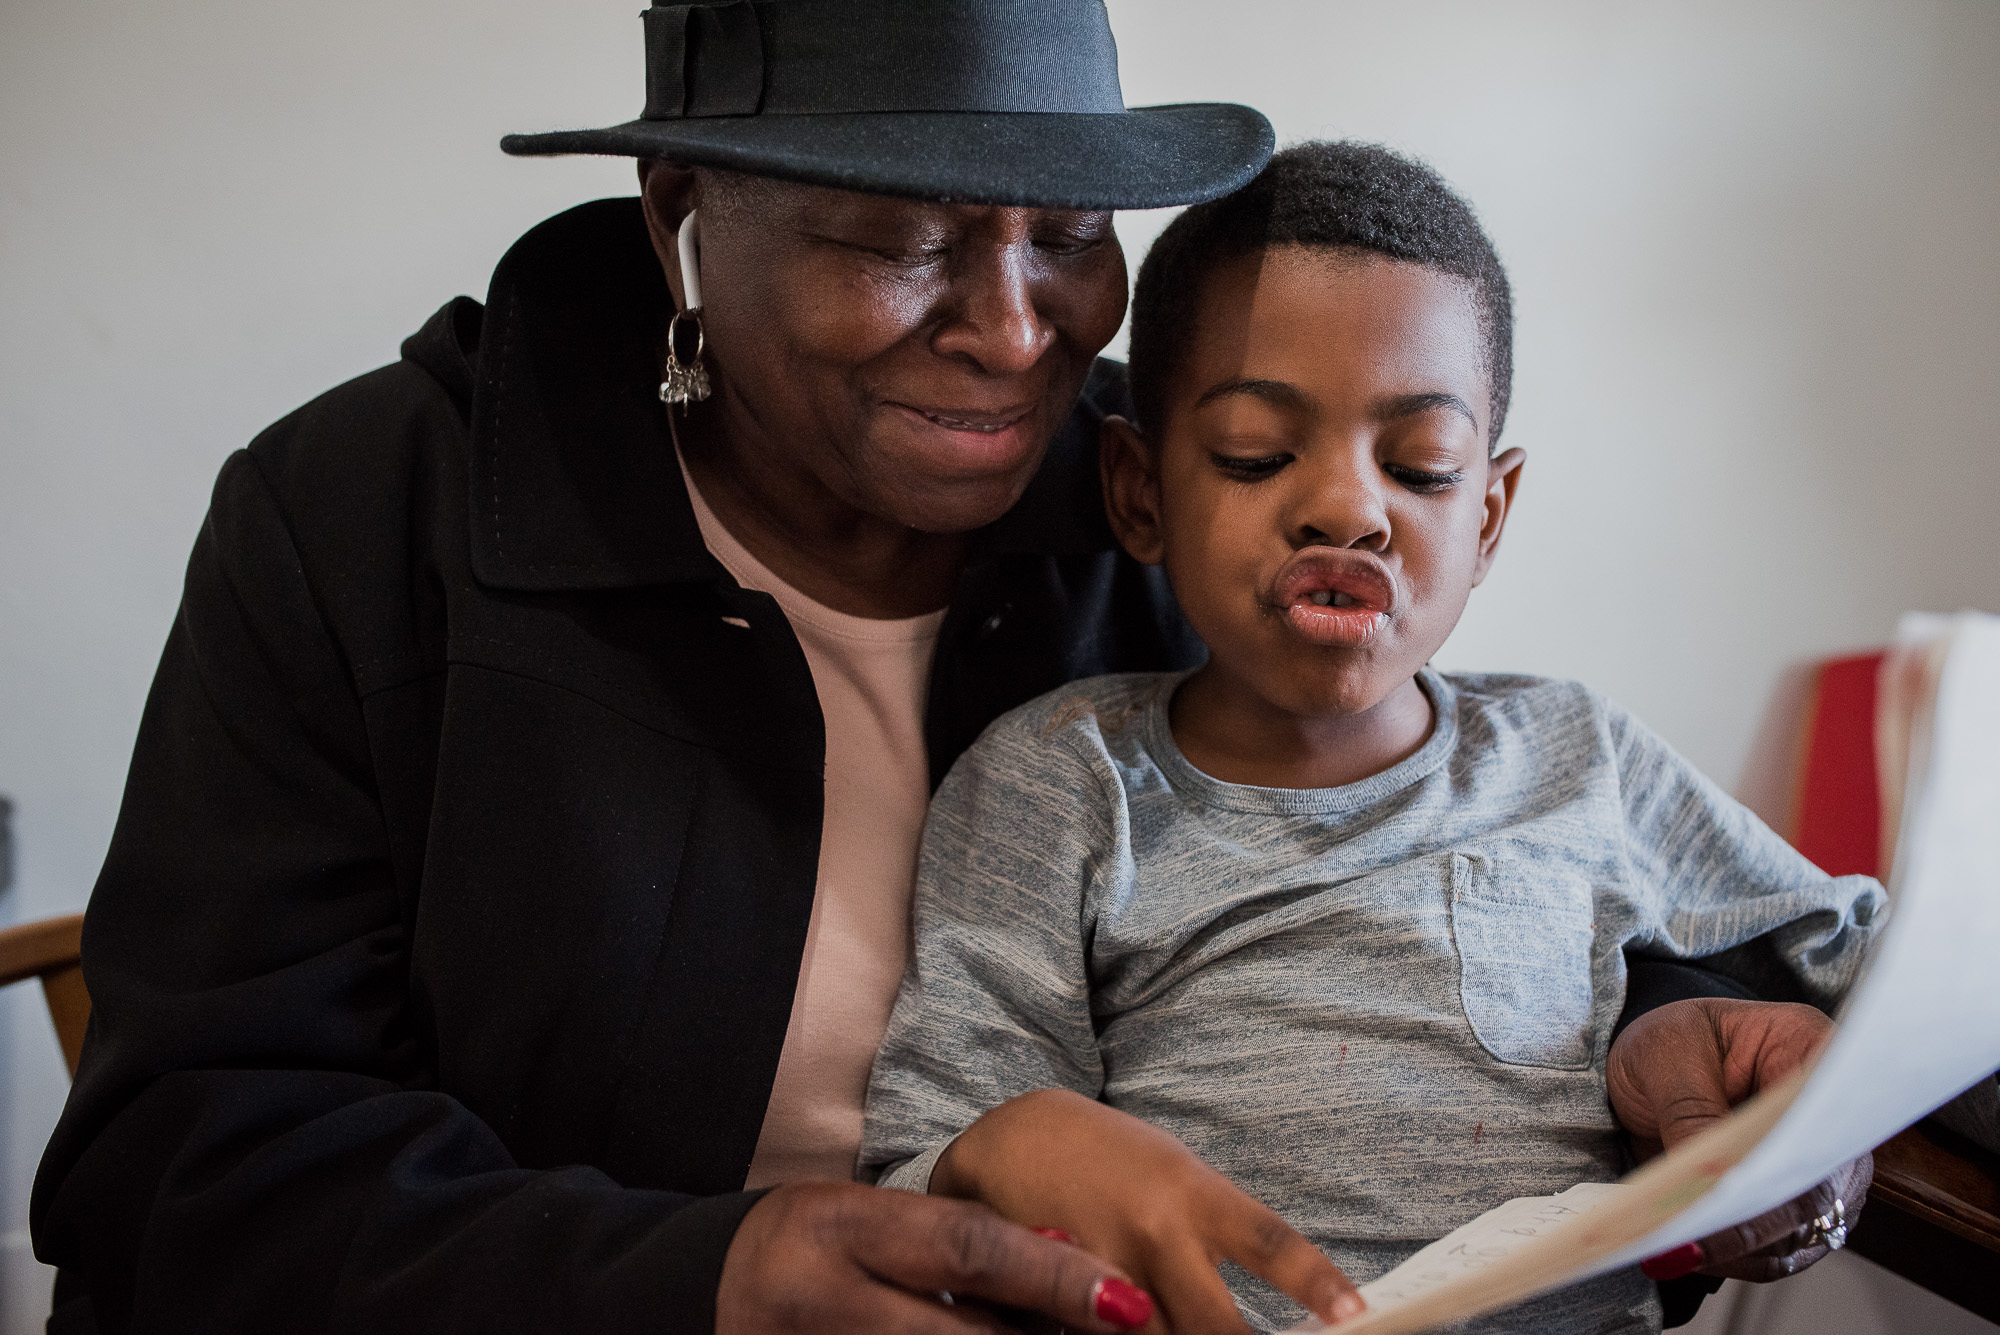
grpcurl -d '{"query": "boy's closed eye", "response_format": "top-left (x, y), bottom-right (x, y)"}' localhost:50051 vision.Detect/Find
top-left (1203, 448), bottom-right (1470, 493)
top-left (1386, 462), bottom-right (1466, 492)
top-left (1208, 450), bottom-right (1290, 482)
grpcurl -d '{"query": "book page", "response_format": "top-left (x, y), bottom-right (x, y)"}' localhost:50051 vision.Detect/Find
top-left (1351, 1184), bottom-right (1627, 1311)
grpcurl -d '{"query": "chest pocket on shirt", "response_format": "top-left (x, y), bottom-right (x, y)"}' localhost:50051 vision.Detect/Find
top-left (1448, 851), bottom-right (1597, 1070)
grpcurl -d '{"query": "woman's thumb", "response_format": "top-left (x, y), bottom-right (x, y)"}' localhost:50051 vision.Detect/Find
top-left (1645, 1062), bottom-right (1736, 1149)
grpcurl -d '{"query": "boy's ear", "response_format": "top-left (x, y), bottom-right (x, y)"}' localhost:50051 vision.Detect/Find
top-left (1470, 447), bottom-right (1526, 587)
top-left (1099, 415), bottom-right (1166, 566)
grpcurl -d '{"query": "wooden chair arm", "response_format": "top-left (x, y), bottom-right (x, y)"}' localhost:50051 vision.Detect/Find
top-left (0, 914), bottom-right (89, 1074)
top-left (1851, 1120), bottom-right (2000, 1322)
top-left (1870, 1120), bottom-right (2000, 1247)
top-left (0, 913), bottom-right (82, 990)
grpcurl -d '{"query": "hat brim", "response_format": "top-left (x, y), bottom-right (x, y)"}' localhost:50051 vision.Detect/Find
top-left (500, 103), bottom-right (1272, 210)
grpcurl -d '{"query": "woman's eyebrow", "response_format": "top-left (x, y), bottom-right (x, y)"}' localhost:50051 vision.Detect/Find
top-left (1377, 391), bottom-right (1478, 429)
top-left (1193, 378), bottom-right (1315, 412)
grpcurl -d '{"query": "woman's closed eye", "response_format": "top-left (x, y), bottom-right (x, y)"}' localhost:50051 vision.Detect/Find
top-left (809, 228), bottom-right (952, 268)
top-left (863, 242), bottom-right (950, 268)
top-left (1033, 227), bottom-right (1114, 258)
top-left (1030, 210), bottom-right (1116, 257)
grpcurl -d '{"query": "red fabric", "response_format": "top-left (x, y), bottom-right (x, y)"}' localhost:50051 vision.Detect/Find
top-left (1795, 652), bottom-right (1887, 878)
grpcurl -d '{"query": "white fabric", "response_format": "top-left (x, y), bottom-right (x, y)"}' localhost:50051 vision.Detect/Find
top-left (677, 458), bottom-right (944, 1188)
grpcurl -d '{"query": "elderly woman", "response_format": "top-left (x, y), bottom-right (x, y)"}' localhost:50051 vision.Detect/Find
top-left (32, 3), bottom-right (1865, 1333)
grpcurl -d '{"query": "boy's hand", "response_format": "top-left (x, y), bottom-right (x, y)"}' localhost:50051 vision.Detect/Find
top-left (933, 1089), bottom-right (1365, 1334)
top-left (1607, 997), bottom-right (1873, 1281)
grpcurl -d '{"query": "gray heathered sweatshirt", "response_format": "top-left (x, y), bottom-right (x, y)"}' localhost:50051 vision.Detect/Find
top-left (859, 669), bottom-right (1885, 1333)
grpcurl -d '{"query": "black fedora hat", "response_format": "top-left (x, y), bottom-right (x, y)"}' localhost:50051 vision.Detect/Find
top-left (501, 0), bottom-right (1273, 210)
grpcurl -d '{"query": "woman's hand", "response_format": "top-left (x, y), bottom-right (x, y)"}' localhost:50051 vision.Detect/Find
top-left (932, 1089), bottom-right (1364, 1334)
top-left (1608, 997), bottom-right (1873, 1281)
top-left (717, 1179), bottom-right (1161, 1334)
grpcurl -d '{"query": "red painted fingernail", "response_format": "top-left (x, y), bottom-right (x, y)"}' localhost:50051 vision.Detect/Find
top-left (1033, 1226), bottom-right (1077, 1245)
top-left (1640, 1241), bottom-right (1706, 1282)
top-left (1093, 1276), bottom-right (1155, 1329)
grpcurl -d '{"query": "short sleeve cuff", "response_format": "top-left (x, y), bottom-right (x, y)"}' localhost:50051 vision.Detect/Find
top-left (875, 1138), bottom-right (955, 1195)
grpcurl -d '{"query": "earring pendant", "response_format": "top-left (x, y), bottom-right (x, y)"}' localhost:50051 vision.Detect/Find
top-left (659, 308), bottom-right (711, 406)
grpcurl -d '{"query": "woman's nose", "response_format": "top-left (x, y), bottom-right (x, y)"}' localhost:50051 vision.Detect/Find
top-left (1290, 456), bottom-right (1391, 552)
top-left (930, 238), bottom-right (1054, 376)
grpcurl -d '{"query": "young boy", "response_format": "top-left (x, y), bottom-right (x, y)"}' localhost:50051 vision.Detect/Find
top-left (858, 143), bottom-right (1883, 1334)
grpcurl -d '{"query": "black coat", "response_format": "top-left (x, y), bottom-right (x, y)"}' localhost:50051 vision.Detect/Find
top-left (33, 198), bottom-right (1727, 1334)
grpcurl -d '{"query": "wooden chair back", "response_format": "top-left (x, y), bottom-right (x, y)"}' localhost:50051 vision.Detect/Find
top-left (1738, 649), bottom-right (1889, 873)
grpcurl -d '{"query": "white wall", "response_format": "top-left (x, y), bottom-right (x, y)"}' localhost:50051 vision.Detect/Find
top-left (1, 1), bottom-right (1995, 1330)
top-left (1106, 0), bottom-right (2000, 776)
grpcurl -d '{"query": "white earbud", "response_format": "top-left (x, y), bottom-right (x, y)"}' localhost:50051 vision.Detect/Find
top-left (677, 209), bottom-right (703, 313)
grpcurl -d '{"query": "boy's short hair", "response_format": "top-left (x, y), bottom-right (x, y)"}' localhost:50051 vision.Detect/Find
top-left (1127, 141), bottom-right (1514, 448)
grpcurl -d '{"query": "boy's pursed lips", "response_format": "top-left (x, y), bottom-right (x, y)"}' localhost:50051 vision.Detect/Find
top-left (1266, 547), bottom-right (1395, 647)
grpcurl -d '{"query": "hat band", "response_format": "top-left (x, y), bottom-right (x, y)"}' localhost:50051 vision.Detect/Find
top-left (641, 0), bottom-right (1126, 121)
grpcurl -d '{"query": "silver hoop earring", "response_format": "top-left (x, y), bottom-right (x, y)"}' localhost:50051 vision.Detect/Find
top-left (659, 209), bottom-right (711, 406)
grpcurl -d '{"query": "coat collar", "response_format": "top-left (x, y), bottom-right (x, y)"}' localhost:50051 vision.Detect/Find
top-left (419, 199), bottom-right (1127, 591)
